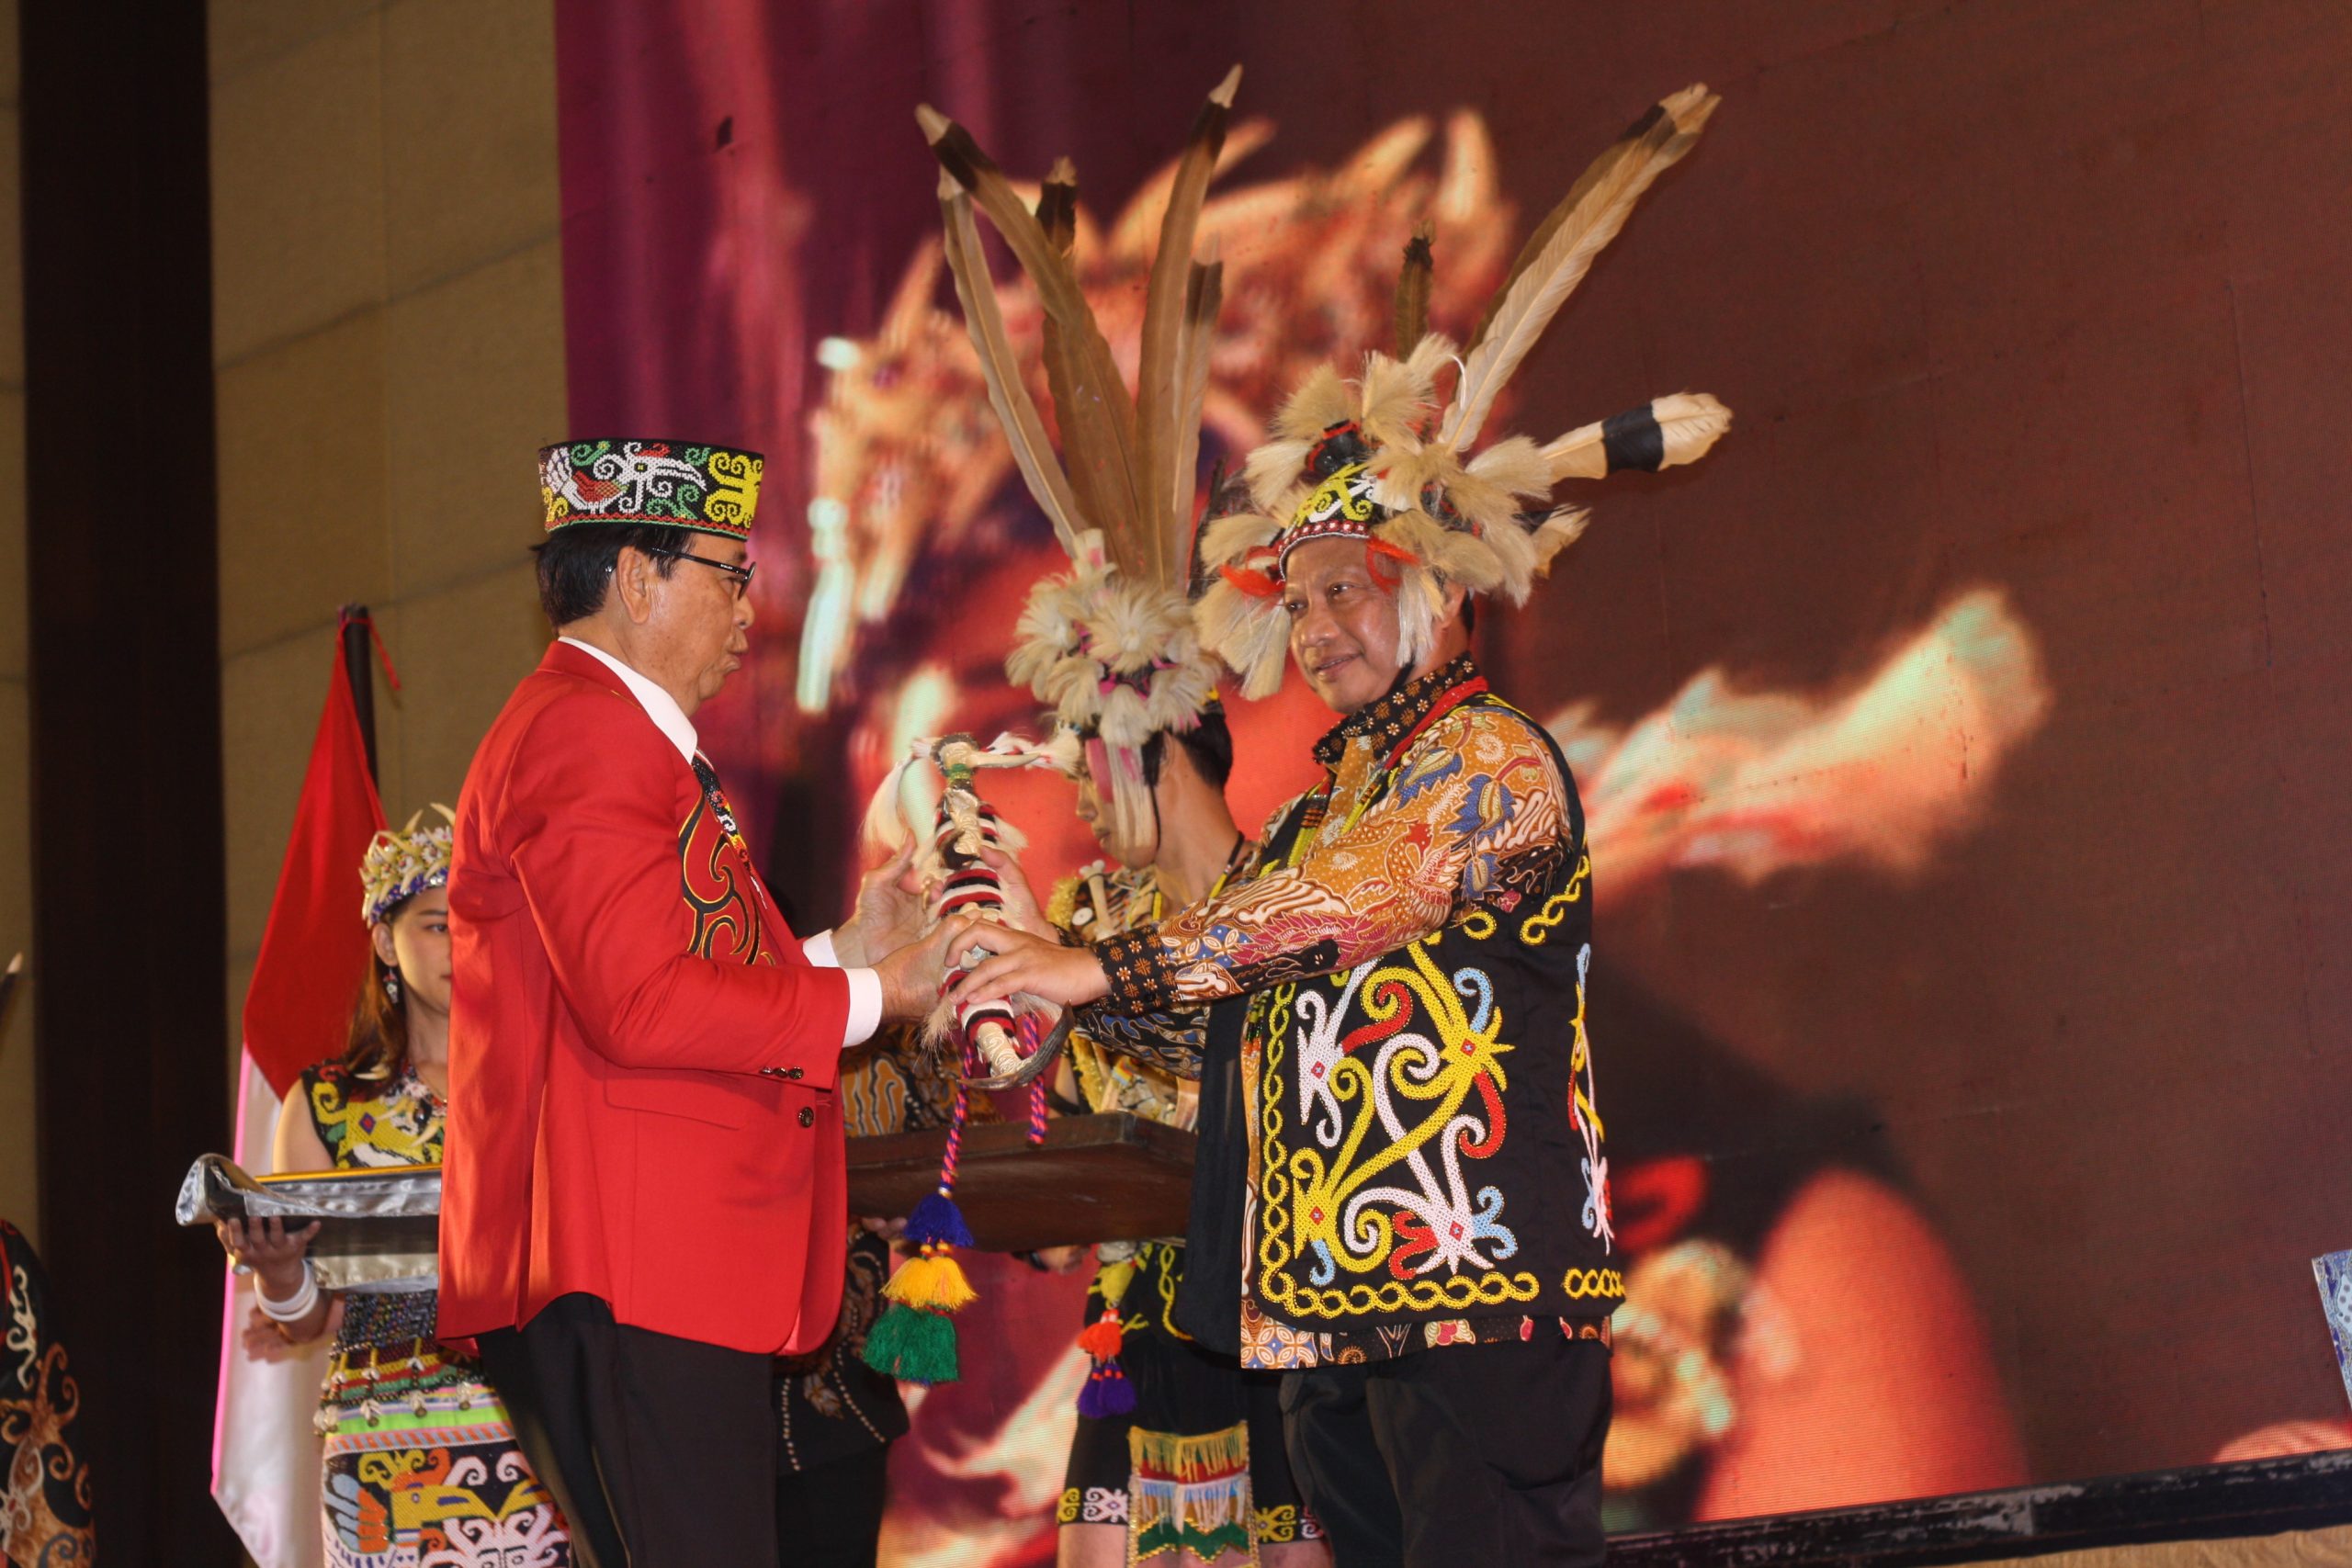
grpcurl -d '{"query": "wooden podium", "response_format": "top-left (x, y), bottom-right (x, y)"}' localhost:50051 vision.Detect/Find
top-left (186, 1112), bottom-right (1200, 1267)
top-left (845, 1111), bottom-right (1195, 1253)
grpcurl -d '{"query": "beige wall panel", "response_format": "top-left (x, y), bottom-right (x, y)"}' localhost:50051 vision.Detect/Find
top-left (207, 0), bottom-right (562, 1184)
top-left (0, 677), bottom-right (33, 1245)
top-left (385, 240), bottom-right (564, 598)
top-left (377, 561), bottom-right (547, 810)
top-left (217, 310), bottom-right (394, 656)
top-left (222, 625), bottom-right (412, 957)
top-left (209, 0), bottom-right (382, 84)
top-left (0, 389), bottom-right (22, 681)
top-left (381, 0), bottom-right (560, 294)
top-left (0, 0), bottom-right (17, 107)
top-left (224, 951), bottom-right (259, 1118)
top-left (209, 13), bottom-right (388, 365)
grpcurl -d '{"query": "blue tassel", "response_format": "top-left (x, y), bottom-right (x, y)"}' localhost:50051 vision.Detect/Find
top-left (1077, 1360), bottom-right (1137, 1418)
top-left (905, 1189), bottom-right (975, 1250)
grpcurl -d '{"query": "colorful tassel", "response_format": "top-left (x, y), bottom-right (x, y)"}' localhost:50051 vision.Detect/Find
top-left (1077, 1301), bottom-right (1137, 1416)
top-left (865, 1083), bottom-right (980, 1388)
top-left (1074, 1246), bottom-right (1142, 1418)
top-left (1076, 1308), bottom-right (1125, 1360)
top-left (862, 1298), bottom-right (959, 1386)
top-left (882, 1247), bottom-right (977, 1313)
top-left (1078, 1359), bottom-right (1137, 1417)
top-left (904, 1189), bottom-right (975, 1250)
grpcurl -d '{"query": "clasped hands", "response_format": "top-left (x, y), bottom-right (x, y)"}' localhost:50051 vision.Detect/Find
top-left (834, 841), bottom-right (1113, 1025)
top-left (827, 841), bottom-right (961, 1023)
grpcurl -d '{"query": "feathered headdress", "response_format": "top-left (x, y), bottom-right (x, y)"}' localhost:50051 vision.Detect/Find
top-left (358, 806), bottom-right (455, 926)
top-left (918, 68), bottom-right (1242, 846)
top-left (1194, 85), bottom-right (1736, 698)
top-left (795, 108), bottom-right (1518, 716)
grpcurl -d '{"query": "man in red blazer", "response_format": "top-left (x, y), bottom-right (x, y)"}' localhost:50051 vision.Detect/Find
top-left (442, 438), bottom-right (952, 1568)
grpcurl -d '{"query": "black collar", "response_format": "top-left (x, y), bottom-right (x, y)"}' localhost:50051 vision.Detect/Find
top-left (1312, 654), bottom-right (1484, 769)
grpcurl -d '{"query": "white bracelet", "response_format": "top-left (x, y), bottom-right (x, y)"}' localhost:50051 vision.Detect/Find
top-left (255, 1259), bottom-right (320, 1322)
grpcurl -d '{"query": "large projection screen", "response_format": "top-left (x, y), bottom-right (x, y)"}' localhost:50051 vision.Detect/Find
top-left (550, 1), bottom-right (2352, 1560)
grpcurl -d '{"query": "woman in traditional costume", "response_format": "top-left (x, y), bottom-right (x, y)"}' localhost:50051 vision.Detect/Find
top-left (216, 809), bottom-right (572, 1568)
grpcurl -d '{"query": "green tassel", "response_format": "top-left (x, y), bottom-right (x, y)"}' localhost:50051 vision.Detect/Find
top-left (861, 1300), bottom-right (960, 1386)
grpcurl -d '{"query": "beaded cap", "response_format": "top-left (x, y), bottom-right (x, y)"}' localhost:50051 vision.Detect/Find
top-left (538, 439), bottom-right (764, 539)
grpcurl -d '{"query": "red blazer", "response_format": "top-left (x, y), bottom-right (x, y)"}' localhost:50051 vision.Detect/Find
top-left (438, 640), bottom-right (853, 1355)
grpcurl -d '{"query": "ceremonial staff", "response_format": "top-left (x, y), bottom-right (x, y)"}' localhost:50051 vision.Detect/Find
top-left (860, 730), bottom-right (1072, 1384)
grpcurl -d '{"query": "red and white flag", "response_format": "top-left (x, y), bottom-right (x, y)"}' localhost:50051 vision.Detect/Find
top-left (212, 615), bottom-right (390, 1568)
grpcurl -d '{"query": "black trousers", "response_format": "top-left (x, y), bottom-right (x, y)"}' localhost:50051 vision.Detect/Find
top-left (1280, 1335), bottom-right (1612, 1568)
top-left (773, 1443), bottom-right (891, 1567)
top-left (477, 1292), bottom-right (777, 1568)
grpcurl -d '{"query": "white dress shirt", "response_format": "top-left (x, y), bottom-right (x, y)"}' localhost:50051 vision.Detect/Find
top-left (559, 636), bottom-right (881, 1047)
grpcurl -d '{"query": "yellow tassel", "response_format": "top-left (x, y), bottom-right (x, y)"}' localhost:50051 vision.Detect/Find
top-left (883, 1249), bottom-right (978, 1314)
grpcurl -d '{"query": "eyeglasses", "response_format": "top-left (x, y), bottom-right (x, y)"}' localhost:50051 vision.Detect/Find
top-left (643, 545), bottom-right (756, 599)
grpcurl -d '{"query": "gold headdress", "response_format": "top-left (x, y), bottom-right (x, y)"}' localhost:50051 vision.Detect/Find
top-left (358, 806), bottom-right (456, 926)
top-left (918, 68), bottom-right (1242, 847)
top-left (1194, 85), bottom-right (1736, 698)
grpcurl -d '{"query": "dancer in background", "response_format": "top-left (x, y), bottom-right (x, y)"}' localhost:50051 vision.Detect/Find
top-left (1032, 708), bottom-right (1328, 1568)
top-left (910, 71), bottom-right (1328, 1567)
top-left (216, 808), bottom-right (573, 1566)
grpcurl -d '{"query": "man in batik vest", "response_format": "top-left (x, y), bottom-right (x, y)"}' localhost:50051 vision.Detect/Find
top-left (956, 86), bottom-right (1734, 1567)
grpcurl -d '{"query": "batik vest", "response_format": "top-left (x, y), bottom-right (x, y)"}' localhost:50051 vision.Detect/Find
top-left (1241, 695), bottom-right (1622, 1336)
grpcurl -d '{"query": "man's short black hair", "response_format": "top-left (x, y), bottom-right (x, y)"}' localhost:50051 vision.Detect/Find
top-left (1142, 705), bottom-right (1235, 791)
top-left (533, 524), bottom-right (686, 626)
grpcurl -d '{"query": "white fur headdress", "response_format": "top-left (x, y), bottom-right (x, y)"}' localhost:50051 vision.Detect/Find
top-left (1194, 85), bottom-right (1736, 698)
top-left (920, 70), bottom-right (1243, 847)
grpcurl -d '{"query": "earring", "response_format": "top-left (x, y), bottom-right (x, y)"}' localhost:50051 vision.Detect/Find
top-left (382, 969), bottom-right (403, 1007)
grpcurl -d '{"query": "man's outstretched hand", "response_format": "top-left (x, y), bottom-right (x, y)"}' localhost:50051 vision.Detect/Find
top-left (949, 920), bottom-right (1112, 1010)
top-left (831, 840), bottom-right (922, 967)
